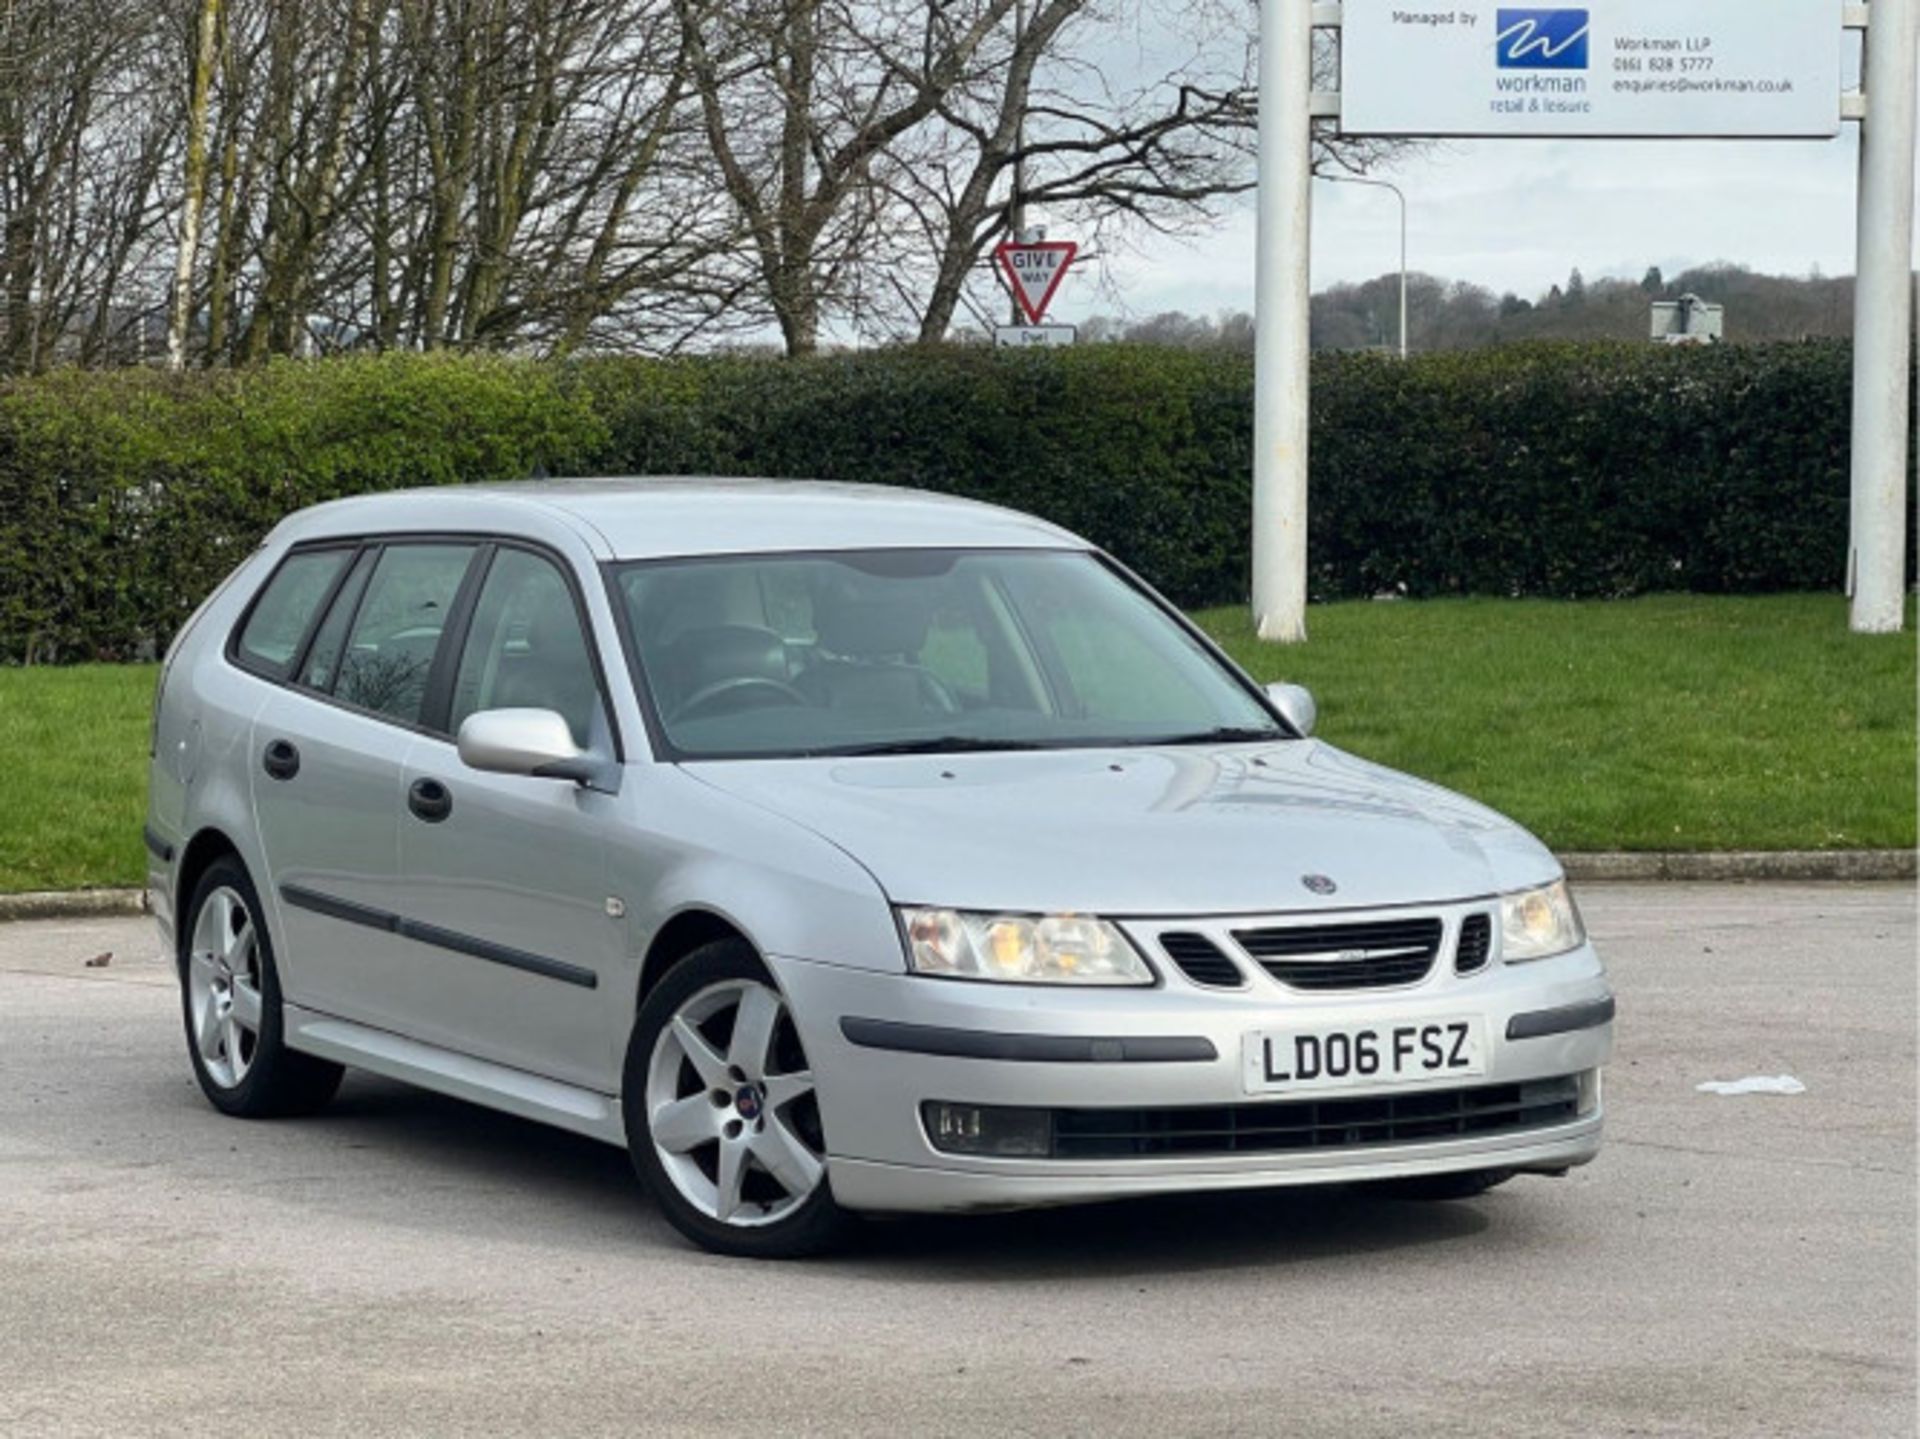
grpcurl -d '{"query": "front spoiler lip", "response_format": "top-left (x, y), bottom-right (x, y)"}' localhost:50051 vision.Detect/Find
top-left (825, 1111), bottom-right (1605, 1214)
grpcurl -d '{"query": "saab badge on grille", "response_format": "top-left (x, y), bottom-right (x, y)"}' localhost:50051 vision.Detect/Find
top-left (1301, 873), bottom-right (1338, 896)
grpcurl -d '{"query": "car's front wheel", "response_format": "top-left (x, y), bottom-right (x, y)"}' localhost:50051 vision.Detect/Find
top-left (180, 856), bottom-right (343, 1117)
top-left (624, 940), bottom-right (850, 1258)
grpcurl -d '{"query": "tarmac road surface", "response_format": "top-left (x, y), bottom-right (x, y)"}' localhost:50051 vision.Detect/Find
top-left (0, 882), bottom-right (1911, 1437)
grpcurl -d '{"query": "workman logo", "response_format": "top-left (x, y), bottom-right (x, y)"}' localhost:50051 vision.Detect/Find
top-left (1495, 9), bottom-right (1591, 70)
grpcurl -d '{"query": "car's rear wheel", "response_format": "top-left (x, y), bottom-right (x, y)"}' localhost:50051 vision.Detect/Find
top-left (624, 939), bottom-right (851, 1258)
top-left (180, 856), bottom-right (343, 1117)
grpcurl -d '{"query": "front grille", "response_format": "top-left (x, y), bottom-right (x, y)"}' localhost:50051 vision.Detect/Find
top-left (1047, 1076), bottom-right (1581, 1160)
top-left (1455, 913), bottom-right (1493, 974)
top-left (1159, 931), bottom-right (1245, 987)
top-left (1233, 917), bottom-right (1443, 991)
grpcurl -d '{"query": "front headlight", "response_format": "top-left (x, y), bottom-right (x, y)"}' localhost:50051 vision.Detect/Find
top-left (898, 907), bottom-right (1154, 986)
top-left (1499, 879), bottom-right (1586, 962)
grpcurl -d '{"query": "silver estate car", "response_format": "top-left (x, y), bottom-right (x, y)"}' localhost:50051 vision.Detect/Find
top-left (146, 479), bottom-right (1613, 1257)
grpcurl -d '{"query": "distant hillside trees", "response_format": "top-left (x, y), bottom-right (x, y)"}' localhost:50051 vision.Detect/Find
top-left (1082, 263), bottom-right (1861, 352)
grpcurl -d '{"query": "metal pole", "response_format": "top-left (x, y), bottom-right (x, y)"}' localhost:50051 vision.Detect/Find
top-left (1397, 184), bottom-right (1407, 361)
top-left (1009, 0), bottom-right (1028, 325)
top-left (1849, 0), bottom-right (1917, 633)
top-left (1252, 0), bottom-right (1314, 643)
top-left (1319, 173), bottom-right (1408, 358)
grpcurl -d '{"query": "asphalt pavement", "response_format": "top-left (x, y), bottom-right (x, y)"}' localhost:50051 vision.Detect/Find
top-left (0, 883), bottom-right (1912, 1437)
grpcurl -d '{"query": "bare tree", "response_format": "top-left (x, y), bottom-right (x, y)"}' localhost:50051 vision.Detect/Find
top-left (0, 0), bottom-right (1423, 368)
top-left (167, 0), bottom-right (221, 368)
top-left (893, 2), bottom-right (1422, 345)
top-left (676, 0), bottom-right (1030, 355)
top-left (0, 0), bottom-right (174, 371)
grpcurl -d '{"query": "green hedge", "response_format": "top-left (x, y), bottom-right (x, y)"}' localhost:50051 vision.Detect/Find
top-left (0, 340), bottom-right (1901, 662)
top-left (0, 355), bottom-right (604, 662)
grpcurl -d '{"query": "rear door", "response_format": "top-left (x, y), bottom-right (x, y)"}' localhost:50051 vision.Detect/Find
top-left (390, 542), bottom-right (627, 1091)
top-left (249, 540), bottom-right (482, 1023)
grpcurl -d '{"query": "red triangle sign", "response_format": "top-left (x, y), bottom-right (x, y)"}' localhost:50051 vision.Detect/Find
top-left (994, 240), bottom-right (1077, 324)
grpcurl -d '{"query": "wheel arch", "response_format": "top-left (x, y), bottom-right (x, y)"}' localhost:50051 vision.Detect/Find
top-left (174, 827), bottom-right (244, 953)
top-left (638, 907), bottom-right (755, 1011)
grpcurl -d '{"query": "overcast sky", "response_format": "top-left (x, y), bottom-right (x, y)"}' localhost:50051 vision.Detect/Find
top-left (1075, 130), bottom-right (1885, 322)
top-left (1034, 19), bottom-right (1912, 326)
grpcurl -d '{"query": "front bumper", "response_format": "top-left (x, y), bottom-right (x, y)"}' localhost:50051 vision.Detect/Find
top-left (768, 936), bottom-right (1612, 1215)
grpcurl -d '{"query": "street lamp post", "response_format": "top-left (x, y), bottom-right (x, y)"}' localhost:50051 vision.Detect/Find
top-left (1320, 172), bottom-right (1408, 358)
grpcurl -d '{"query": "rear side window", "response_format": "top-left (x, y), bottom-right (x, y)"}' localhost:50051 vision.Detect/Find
top-left (234, 549), bottom-right (352, 677)
top-left (333, 543), bottom-right (476, 726)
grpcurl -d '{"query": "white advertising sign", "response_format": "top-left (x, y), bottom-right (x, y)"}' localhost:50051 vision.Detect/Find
top-left (1339, 1), bottom-right (1842, 139)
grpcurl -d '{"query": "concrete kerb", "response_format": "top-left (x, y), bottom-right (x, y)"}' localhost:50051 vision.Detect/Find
top-left (1559, 851), bottom-right (1915, 883)
top-left (0, 889), bottom-right (150, 922)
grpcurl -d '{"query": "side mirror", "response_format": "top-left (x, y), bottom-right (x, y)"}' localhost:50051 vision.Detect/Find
top-left (457, 708), bottom-right (597, 784)
top-left (1264, 682), bottom-right (1317, 738)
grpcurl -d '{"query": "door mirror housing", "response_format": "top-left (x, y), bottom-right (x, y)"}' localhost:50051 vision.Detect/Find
top-left (1264, 682), bottom-right (1317, 738)
top-left (457, 708), bottom-right (598, 784)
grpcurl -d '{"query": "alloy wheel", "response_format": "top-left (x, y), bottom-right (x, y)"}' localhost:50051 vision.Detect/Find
top-left (644, 978), bottom-right (826, 1228)
top-left (186, 885), bottom-right (264, 1089)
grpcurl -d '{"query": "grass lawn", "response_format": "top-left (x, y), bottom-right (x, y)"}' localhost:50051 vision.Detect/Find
top-left (0, 664), bottom-right (157, 893)
top-left (1201, 593), bottom-right (1916, 855)
top-left (0, 593), bottom-right (1913, 892)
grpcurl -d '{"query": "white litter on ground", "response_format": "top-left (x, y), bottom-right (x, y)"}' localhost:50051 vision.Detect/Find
top-left (1695, 1074), bottom-right (1807, 1096)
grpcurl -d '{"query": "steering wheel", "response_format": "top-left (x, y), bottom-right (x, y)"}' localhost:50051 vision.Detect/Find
top-left (671, 675), bottom-right (808, 724)
top-left (916, 668), bottom-right (961, 715)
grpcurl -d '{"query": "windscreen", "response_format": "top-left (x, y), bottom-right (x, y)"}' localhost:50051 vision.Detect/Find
top-left (612, 549), bottom-right (1284, 758)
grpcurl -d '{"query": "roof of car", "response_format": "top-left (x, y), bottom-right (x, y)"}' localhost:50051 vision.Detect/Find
top-left (273, 478), bottom-right (1086, 559)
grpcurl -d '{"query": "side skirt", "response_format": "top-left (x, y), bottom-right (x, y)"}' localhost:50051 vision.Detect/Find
top-left (283, 1003), bottom-right (628, 1148)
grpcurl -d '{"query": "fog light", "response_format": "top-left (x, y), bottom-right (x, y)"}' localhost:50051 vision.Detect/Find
top-left (922, 1101), bottom-right (1052, 1157)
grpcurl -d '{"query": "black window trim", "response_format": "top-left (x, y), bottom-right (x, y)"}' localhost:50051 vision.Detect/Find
top-left (420, 541), bottom-right (496, 735)
top-left (599, 544), bottom-right (1296, 765)
top-left (226, 530), bottom-right (626, 763)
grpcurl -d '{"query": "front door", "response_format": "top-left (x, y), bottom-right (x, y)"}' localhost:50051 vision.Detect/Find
top-left (390, 544), bottom-right (628, 1092)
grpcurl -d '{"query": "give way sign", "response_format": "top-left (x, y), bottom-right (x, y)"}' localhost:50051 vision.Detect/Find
top-left (993, 239), bottom-right (1077, 324)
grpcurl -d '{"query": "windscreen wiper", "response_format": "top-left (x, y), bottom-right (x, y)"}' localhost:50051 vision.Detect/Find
top-left (824, 736), bottom-right (1053, 757)
top-left (1141, 726), bottom-right (1290, 745)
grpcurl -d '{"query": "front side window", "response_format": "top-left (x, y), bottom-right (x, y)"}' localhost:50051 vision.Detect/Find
top-left (234, 548), bottom-right (352, 676)
top-left (450, 548), bottom-right (606, 749)
top-left (334, 543), bottom-right (476, 725)
top-left (613, 549), bottom-right (1282, 759)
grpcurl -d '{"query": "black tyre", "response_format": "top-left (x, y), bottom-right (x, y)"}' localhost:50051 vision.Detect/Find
top-left (1371, 1167), bottom-right (1516, 1201)
top-left (179, 855), bottom-right (344, 1118)
top-left (624, 939), bottom-right (851, 1258)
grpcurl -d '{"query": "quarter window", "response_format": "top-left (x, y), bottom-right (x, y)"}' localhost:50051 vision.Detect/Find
top-left (297, 548), bottom-right (377, 693)
top-left (450, 548), bottom-right (605, 748)
top-left (334, 544), bottom-right (476, 726)
top-left (235, 548), bottom-right (353, 677)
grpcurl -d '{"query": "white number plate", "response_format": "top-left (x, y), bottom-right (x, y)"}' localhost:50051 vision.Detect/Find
top-left (1241, 1017), bottom-right (1488, 1096)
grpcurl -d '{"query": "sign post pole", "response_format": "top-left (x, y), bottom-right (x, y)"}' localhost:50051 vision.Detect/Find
top-left (1251, 0), bottom-right (1314, 643)
top-left (1848, 0), bottom-right (1917, 635)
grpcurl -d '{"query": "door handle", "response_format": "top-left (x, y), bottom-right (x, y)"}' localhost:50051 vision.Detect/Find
top-left (407, 777), bottom-right (453, 823)
top-left (262, 739), bottom-right (300, 781)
